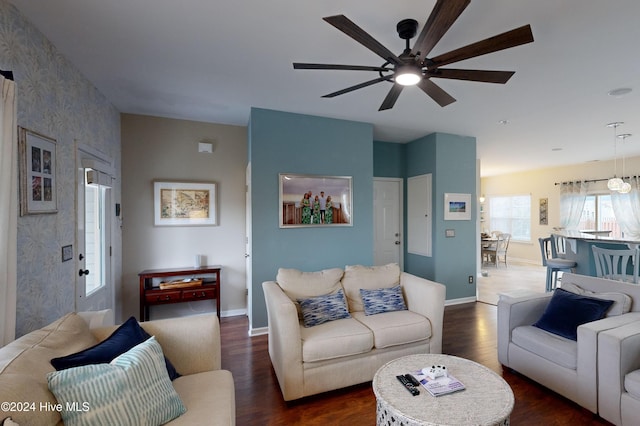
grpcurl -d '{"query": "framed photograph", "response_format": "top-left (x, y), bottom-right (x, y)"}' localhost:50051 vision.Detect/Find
top-left (18, 127), bottom-right (57, 215)
top-left (444, 193), bottom-right (472, 221)
top-left (154, 181), bottom-right (217, 226)
top-left (279, 173), bottom-right (352, 228)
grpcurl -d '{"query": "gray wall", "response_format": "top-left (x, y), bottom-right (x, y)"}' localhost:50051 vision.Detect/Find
top-left (120, 114), bottom-right (247, 320)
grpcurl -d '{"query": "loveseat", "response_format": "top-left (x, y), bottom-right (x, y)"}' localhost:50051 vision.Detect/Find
top-left (262, 263), bottom-right (446, 401)
top-left (0, 312), bottom-right (235, 425)
top-left (498, 272), bottom-right (640, 414)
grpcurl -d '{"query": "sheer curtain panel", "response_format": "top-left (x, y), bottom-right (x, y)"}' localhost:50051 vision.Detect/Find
top-left (560, 181), bottom-right (589, 230)
top-left (611, 177), bottom-right (640, 240)
top-left (0, 75), bottom-right (17, 346)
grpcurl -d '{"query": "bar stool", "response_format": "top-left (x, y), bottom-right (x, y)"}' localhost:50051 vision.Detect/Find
top-left (539, 237), bottom-right (577, 291)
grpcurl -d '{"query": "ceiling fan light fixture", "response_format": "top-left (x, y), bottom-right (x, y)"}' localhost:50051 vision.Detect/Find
top-left (395, 65), bottom-right (422, 86)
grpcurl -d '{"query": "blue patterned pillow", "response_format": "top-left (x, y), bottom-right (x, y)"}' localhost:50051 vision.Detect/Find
top-left (47, 337), bottom-right (186, 426)
top-left (297, 289), bottom-right (351, 327)
top-left (360, 285), bottom-right (407, 316)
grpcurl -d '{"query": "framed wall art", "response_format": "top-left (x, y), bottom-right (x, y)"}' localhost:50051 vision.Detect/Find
top-left (279, 173), bottom-right (352, 228)
top-left (18, 127), bottom-right (57, 215)
top-left (444, 193), bottom-right (472, 221)
top-left (153, 181), bottom-right (217, 226)
top-left (539, 198), bottom-right (548, 225)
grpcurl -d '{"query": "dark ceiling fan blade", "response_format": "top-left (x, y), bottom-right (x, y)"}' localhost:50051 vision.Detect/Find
top-left (417, 79), bottom-right (456, 107)
top-left (293, 63), bottom-right (393, 72)
top-left (379, 84), bottom-right (404, 111)
top-left (323, 15), bottom-right (402, 65)
top-left (412, 0), bottom-right (471, 61)
top-left (322, 76), bottom-right (391, 98)
top-left (428, 69), bottom-right (515, 84)
top-left (427, 25), bottom-right (534, 69)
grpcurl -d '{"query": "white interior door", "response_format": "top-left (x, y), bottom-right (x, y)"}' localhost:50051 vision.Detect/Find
top-left (407, 174), bottom-right (432, 257)
top-left (76, 146), bottom-right (114, 314)
top-left (373, 178), bottom-right (403, 266)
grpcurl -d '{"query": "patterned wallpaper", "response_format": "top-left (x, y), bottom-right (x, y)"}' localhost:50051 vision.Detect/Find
top-left (0, 1), bottom-right (121, 337)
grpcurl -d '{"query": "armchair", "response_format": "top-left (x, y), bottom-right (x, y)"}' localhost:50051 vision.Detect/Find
top-left (598, 321), bottom-right (640, 426)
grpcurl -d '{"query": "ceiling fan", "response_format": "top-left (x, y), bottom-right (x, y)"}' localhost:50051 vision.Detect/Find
top-left (293, 0), bottom-right (534, 110)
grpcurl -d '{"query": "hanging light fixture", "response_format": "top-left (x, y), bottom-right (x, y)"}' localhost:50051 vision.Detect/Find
top-left (607, 122), bottom-right (624, 191)
top-left (618, 133), bottom-right (632, 193)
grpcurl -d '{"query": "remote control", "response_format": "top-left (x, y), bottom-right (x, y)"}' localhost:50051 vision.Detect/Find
top-left (405, 374), bottom-right (421, 387)
top-left (396, 375), bottom-right (420, 396)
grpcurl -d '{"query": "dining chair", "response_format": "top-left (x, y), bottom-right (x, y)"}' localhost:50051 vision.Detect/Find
top-left (483, 233), bottom-right (510, 267)
top-left (539, 237), bottom-right (577, 291)
top-left (591, 245), bottom-right (640, 284)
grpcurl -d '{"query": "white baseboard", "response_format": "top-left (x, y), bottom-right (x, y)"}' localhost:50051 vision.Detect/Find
top-left (445, 296), bottom-right (477, 306)
top-left (220, 308), bottom-right (247, 318)
top-left (249, 326), bottom-right (268, 337)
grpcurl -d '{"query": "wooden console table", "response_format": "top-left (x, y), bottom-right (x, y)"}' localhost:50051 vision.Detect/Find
top-left (139, 265), bottom-right (221, 321)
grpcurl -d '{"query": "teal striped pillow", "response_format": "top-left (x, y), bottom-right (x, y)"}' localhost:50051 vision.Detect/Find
top-left (47, 336), bottom-right (186, 426)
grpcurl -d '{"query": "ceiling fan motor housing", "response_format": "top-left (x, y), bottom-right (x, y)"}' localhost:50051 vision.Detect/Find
top-left (397, 19), bottom-right (418, 40)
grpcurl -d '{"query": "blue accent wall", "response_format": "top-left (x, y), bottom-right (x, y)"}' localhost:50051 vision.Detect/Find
top-left (249, 108), bottom-right (374, 328)
top-left (404, 133), bottom-right (477, 300)
top-left (373, 140), bottom-right (404, 178)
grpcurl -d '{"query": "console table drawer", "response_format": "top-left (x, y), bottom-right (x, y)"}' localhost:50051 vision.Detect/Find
top-left (145, 289), bottom-right (182, 304)
top-left (182, 287), bottom-right (216, 302)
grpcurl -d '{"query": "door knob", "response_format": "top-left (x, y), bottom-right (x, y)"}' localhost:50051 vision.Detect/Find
top-left (78, 269), bottom-right (90, 276)
top-left (395, 241), bottom-right (401, 245)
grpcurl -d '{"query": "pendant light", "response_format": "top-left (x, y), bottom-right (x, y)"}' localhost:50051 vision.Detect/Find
top-left (618, 133), bottom-right (632, 194)
top-left (607, 122), bottom-right (624, 191)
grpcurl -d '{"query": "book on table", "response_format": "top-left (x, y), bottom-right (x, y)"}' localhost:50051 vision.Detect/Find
top-left (410, 369), bottom-right (465, 397)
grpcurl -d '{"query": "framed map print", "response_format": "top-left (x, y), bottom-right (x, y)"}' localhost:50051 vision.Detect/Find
top-left (153, 181), bottom-right (217, 226)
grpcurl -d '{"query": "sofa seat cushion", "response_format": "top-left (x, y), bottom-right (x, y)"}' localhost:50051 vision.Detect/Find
top-left (352, 311), bottom-right (430, 349)
top-left (300, 318), bottom-right (373, 363)
top-left (0, 313), bottom-right (97, 426)
top-left (626, 369), bottom-right (640, 400)
top-left (341, 263), bottom-right (400, 312)
top-left (168, 370), bottom-right (235, 425)
top-left (512, 325), bottom-right (577, 369)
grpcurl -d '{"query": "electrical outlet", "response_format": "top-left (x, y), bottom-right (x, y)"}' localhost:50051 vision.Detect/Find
top-left (468, 275), bottom-right (474, 284)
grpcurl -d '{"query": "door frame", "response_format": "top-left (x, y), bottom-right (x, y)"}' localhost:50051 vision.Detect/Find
top-left (75, 142), bottom-right (115, 315)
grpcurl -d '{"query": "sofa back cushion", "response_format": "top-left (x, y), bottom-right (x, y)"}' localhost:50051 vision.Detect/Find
top-left (561, 282), bottom-right (632, 317)
top-left (341, 263), bottom-right (401, 312)
top-left (0, 313), bottom-right (97, 426)
top-left (276, 268), bottom-right (344, 316)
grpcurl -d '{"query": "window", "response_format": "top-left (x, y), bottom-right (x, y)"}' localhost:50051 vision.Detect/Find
top-left (577, 194), bottom-right (622, 238)
top-left (489, 195), bottom-right (531, 241)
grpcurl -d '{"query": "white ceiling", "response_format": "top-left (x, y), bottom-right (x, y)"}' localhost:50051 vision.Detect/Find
top-left (10, 0), bottom-right (640, 176)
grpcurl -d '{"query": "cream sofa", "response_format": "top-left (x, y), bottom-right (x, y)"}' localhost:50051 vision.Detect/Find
top-left (498, 272), bottom-right (640, 414)
top-left (0, 312), bottom-right (235, 425)
top-left (598, 321), bottom-right (640, 426)
top-left (262, 263), bottom-right (446, 401)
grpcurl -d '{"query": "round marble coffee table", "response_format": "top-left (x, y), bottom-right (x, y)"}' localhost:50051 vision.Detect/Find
top-left (373, 354), bottom-right (514, 426)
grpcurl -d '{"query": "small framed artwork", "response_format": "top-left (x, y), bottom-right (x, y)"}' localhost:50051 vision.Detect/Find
top-left (539, 198), bottom-right (548, 225)
top-left (279, 173), bottom-right (353, 228)
top-left (61, 244), bottom-right (73, 262)
top-left (153, 181), bottom-right (217, 226)
top-left (444, 193), bottom-right (472, 221)
top-left (18, 127), bottom-right (57, 215)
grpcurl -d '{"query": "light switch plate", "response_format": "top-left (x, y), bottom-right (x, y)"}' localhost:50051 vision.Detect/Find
top-left (445, 229), bottom-right (455, 238)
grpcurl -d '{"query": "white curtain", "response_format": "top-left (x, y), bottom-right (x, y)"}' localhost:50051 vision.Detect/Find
top-left (611, 177), bottom-right (640, 240)
top-left (560, 181), bottom-right (589, 230)
top-left (0, 75), bottom-right (17, 346)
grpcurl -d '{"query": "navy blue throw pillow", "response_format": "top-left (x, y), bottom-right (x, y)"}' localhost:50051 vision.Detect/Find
top-left (533, 288), bottom-right (614, 340)
top-left (50, 316), bottom-right (180, 380)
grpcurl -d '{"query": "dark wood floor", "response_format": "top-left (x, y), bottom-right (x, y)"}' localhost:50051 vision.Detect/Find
top-left (220, 302), bottom-right (611, 425)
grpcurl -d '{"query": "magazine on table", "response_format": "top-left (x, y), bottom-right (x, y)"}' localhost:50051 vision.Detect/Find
top-left (410, 369), bottom-right (466, 397)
